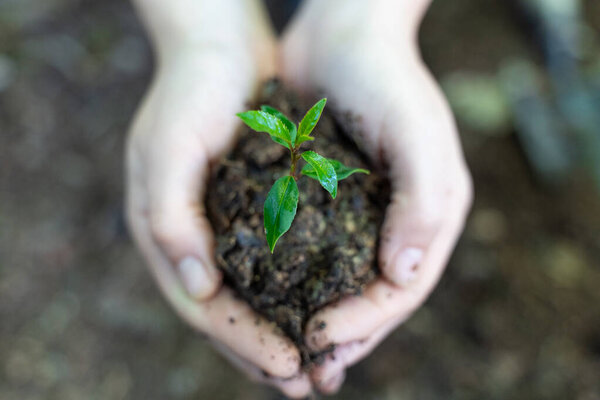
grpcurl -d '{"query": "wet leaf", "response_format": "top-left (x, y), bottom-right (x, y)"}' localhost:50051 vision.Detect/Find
top-left (325, 159), bottom-right (370, 180)
top-left (261, 105), bottom-right (297, 146)
top-left (301, 151), bottom-right (337, 198)
top-left (264, 176), bottom-right (299, 253)
top-left (298, 98), bottom-right (327, 140)
top-left (295, 135), bottom-right (315, 145)
top-left (237, 110), bottom-right (291, 149)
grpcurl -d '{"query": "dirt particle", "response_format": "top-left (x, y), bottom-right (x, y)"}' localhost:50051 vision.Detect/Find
top-left (228, 317), bottom-right (235, 324)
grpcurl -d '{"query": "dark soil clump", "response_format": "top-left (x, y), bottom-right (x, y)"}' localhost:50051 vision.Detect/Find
top-left (206, 81), bottom-right (389, 364)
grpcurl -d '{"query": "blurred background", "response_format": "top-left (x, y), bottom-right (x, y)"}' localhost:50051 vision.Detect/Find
top-left (1, 0), bottom-right (599, 399)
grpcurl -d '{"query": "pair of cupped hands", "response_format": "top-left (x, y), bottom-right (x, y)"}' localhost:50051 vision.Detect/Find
top-left (126, 0), bottom-right (472, 397)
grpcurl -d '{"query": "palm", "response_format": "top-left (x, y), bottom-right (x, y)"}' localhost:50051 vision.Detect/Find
top-left (126, 18), bottom-right (314, 398)
top-left (279, 3), bottom-right (472, 393)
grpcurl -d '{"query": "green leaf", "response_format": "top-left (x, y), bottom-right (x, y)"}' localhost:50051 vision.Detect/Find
top-left (264, 176), bottom-right (299, 253)
top-left (295, 135), bottom-right (315, 146)
top-left (326, 159), bottom-right (370, 180)
top-left (261, 105), bottom-right (297, 146)
top-left (298, 98), bottom-right (327, 139)
top-left (237, 110), bottom-right (291, 149)
top-left (301, 151), bottom-right (338, 198)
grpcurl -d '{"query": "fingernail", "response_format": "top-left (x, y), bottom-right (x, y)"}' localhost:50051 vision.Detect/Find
top-left (391, 247), bottom-right (423, 287)
top-left (177, 256), bottom-right (215, 300)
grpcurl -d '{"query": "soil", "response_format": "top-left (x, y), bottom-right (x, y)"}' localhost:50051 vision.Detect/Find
top-left (206, 81), bottom-right (389, 364)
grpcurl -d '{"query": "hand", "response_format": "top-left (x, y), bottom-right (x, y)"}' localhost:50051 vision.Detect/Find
top-left (280, 0), bottom-right (473, 393)
top-left (126, 1), bottom-right (311, 397)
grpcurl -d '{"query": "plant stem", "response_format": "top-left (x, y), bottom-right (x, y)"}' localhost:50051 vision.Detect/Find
top-left (289, 147), bottom-right (300, 179)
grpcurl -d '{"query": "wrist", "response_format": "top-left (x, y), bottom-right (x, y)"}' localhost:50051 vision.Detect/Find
top-left (296, 0), bottom-right (431, 46)
top-left (132, 0), bottom-right (275, 64)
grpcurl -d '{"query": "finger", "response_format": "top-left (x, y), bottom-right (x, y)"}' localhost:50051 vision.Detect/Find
top-left (212, 340), bottom-right (313, 399)
top-left (126, 198), bottom-right (301, 378)
top-left (146, 136), bottom-right (222, 301)
top-left (305, 184), bottom-right (470, 352)
top-left (317, 371), bottom-right (346, 395)
top-left (203, 287), bottom-right (302, 378)
top-left (377, 66), bottom-right (471, 288)
top-left (311, 316), bottom-right (399, 387)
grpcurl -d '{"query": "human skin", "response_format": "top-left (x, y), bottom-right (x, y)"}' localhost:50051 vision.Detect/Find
top-left (126, 0), bottom-right (472, 397)
top-left (126, 0), bottom-right (311, 397)
top-left (280, 0), bottom-right (473, 394)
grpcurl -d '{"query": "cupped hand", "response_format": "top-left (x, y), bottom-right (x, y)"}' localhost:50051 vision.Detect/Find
top-left (280, 0), bottom-right (473, 393)
top-left (126, 1), bottom-right (312, 397)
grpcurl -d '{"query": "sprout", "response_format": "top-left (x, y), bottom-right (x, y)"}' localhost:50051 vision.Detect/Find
top-left (237, 99), bottom-right (369, 253)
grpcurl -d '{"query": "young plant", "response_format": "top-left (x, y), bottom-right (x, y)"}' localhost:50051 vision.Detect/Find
top-left (237, 99), bottom-right (370, 253)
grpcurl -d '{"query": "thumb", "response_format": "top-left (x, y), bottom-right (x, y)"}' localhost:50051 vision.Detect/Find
top-left (377, 66), bottom-right (471, 287)
top-left (379, 181), bottom-right (443, 287)
top-left (147, 142), bottom-right (222, 300)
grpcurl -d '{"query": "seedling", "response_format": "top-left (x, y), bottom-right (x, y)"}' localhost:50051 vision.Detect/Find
top-left (237, 99), bottom-right (369, 253)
